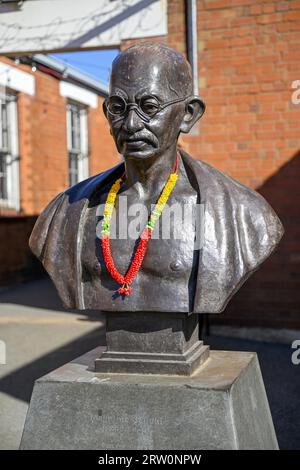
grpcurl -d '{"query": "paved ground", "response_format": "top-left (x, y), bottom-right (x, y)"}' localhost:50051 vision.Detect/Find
top-left (0, 279), bottom-right (105, 450)
top-left (203, 335), bottom-right (300, 450)
top-left (0, 279), bottom-right (299, 450)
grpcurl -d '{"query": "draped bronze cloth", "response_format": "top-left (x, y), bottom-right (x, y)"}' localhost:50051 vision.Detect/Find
top-left (29, 150), bottom-right (284, 313)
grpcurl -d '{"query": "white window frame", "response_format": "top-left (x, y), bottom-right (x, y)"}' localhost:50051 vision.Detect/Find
top-left (0, 90), bottom-right (20, 211)
top-left (66, 101), bottom-right (89, 187)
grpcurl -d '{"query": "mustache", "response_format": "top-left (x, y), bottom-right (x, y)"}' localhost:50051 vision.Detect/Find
top-left (117, 131), bottom-right (159, 148)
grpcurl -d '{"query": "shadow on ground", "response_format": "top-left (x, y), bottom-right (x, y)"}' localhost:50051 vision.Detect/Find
top-left (0, 279), bottom-right (299, 449)
top-left (204, 334), bottom-right (300, 450)
top-left (0, 327), bottom-right (105, 403)
top-left (0, 277), bottom-right (100, 319)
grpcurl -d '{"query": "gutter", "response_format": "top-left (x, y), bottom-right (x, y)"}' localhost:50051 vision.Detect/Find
top-left (186, 0), bottom-right (198, 95)
top-left (31, 54), bottom-right (109, 97)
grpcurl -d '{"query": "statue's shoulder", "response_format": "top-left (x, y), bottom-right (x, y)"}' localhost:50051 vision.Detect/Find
top-left (64, 162), bottom-right (124, 202)
top-left (29, 162), bottom-right (124, 261)
top-left (181, 150), bottom-right (284, 313)
top-left (181, 149), bottom-right (284, 250)
top-left (182, 150), bottom-right (262, 201)
top-left (182, 149), bottom-right (278, 214)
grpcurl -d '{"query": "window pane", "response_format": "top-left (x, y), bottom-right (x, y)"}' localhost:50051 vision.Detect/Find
top-left (0, 92), bottom-right (18, 209)
top-left (67, 102), bottom-right (87, 186)
top-left (1, 102), bottom-right (9, 151)
top-left (69, 151), bottom-right (79, 186)
top-left (68, 103), bottom-right (81, 152)
top-left (0, 153), bottom-right (8, 200)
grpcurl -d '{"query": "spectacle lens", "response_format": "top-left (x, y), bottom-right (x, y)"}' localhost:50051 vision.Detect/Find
top-left (106, 94), bottom-right (187, 120)
top-left (107, 96), bottom-right (127, 116)
top-left (139, 96), bottom-right (160, 117)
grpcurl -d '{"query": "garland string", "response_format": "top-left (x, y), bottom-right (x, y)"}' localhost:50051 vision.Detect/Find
top-left (101, 153), bottom-right (179, 296)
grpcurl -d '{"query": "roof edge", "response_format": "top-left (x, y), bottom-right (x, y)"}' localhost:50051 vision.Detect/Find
top-left (32, 53), bottom-right (109, 96)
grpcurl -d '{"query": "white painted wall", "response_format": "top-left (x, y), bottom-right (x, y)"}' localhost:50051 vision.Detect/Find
top-left (0, 0), bottom-right (167, 54)
top-left (60, 81), bottom-right (98, 108)
top-left (0, 95), bottom-right (20, 210)
top-left (0, 63), bottom-right (35, 95)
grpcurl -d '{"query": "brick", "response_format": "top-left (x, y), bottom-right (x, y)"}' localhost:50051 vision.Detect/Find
top-left (278, 3), bottom-right (290, 11)
top-left (250, 5), bottom-right (262, 15)
top-left (230, 35), bottom-right (255, 47)
top-left (283, 10), bottom-right (300, 20)
top-left (204, 0), bottom-right (232, 10)
top-left (263, 3), bottom-right (276, 13)
top-left (256, 12), bottom-right (283, 23)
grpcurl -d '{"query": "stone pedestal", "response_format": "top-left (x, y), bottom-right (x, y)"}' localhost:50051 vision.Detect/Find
top-left (20, 347), bottom-right (278, 450)
top-left (95, 312), bottom-right (209, 375)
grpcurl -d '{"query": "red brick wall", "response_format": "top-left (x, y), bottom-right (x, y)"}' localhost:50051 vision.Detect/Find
top-left (89, 102), bottom-right (121, 175)
top-left (0, 216), bottom-right (44, 285)
top-left (176, 0), bottom-right (300, 191)
top-left (219, 149), bottom-right (300, 329)
top-left (30, 71), bottom-right (69, 213)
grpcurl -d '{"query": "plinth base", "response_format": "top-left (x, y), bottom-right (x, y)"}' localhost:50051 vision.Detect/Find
top-left (95, 311), bottom-right (209, 376)
top-left (20, 347), bottom-right (278, 450)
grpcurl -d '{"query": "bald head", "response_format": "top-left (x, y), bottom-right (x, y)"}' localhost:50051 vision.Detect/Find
top-left (110, 42), bottom-right (193, 99)
top-left (105, 42), bottom-right (205, 161)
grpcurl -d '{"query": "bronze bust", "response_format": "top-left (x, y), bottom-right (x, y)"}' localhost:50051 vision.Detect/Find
top-left (29, 43), bottom-right (284, 315)
top-left (22, 44), bottom-right (283, 445)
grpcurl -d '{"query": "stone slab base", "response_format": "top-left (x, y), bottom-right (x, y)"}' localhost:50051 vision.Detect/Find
top-left (20, 347), bottom-right (278, 450)
top-left (95, 343), bottom-right (210, 375)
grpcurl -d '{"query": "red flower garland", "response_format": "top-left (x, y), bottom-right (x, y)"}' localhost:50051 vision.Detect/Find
top-left (101, 154), bottom-right (179, 296)
top-left (102, 228), bottom-right (152, 295)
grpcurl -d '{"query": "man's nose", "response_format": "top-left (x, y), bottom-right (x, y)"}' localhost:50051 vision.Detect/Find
top-left (123, 108), bottom-right (144, 134)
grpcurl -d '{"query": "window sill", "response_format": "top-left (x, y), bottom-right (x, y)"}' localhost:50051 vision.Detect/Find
top-left (0, 207), bottom-right (22, 217)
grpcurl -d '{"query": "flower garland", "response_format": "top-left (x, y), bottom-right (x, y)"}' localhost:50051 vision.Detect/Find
top-left (101, 153), bottom-right (179, 296)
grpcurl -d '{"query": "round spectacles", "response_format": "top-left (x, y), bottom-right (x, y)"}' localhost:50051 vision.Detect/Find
top-left (105, 94), bottom-right (187, 123)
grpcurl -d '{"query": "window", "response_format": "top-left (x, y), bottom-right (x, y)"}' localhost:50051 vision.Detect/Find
top-left (66, 102), bottom-right (89, 186)
top-left (0, 91), bottom-right (19, 210)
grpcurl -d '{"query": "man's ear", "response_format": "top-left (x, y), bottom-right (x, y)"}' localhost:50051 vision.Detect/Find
top-left (180, 96), bottom-right (205, 134)
top-left (102, 99), bottom-right (108, 119)
top-left (102, 99), bottom-right (113, 135)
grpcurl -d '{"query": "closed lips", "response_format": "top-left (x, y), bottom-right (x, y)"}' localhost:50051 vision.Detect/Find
top-left (124, 136), bottom-right (158, 146)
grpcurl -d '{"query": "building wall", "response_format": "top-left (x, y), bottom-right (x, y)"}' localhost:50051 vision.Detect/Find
top-left (89, 102), bottom-right (121, 176)
top-left (0, 215), bottom-right (44, 285)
